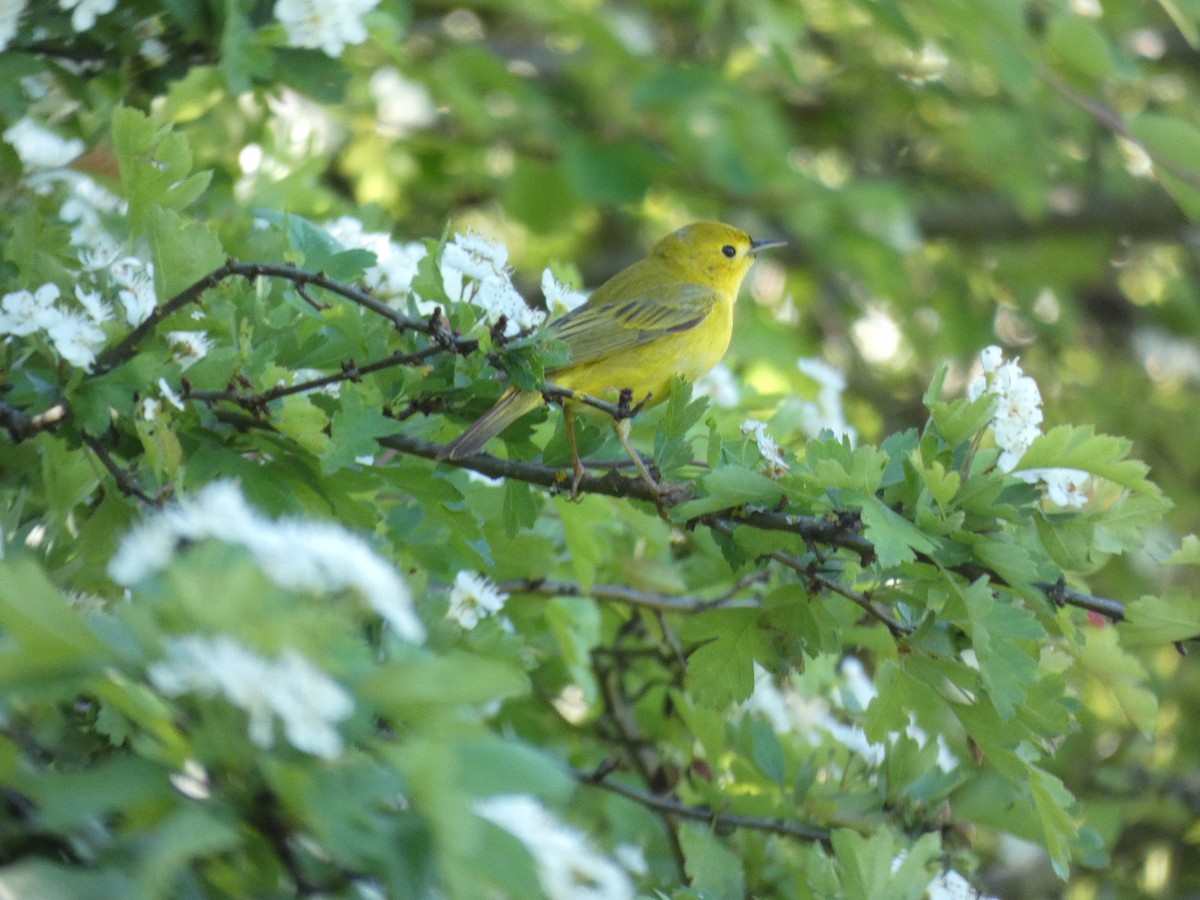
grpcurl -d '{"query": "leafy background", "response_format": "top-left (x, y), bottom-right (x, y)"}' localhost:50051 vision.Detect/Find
top-left (2, 0), bottom-right (1200, 897)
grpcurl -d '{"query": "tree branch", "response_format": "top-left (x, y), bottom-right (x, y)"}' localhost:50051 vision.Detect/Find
top-left (572, 765), bottom-right (832, 845)
top-left (496, 577), bottom-right (760, 613)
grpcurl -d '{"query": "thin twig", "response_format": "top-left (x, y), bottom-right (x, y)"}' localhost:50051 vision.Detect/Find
top-left (572, 765), bottom-right (832, 845)
top-left (82, 435), bottom-right (158, 505)
top-left (496, 577), bottom-right (760, 613)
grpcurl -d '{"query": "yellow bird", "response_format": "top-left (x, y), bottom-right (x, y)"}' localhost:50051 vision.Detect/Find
top-left (438, 221), bottom-right (785, 494)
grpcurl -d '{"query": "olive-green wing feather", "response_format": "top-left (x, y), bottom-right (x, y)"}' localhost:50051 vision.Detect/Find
top-left (549, 280), bottom-right (719, 368)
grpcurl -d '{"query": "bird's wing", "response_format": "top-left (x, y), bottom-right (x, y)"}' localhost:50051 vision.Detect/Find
top-left (549, 280), bottom-right (719, 368)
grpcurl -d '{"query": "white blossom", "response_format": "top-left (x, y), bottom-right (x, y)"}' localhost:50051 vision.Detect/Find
top-left (474, 795), bottom-right (634, 900)
top-left (1019, 467), bottom-right (1090, 509)
top-left (273, 0), bottom-right (379, 57)
top-left (0, 0), bottom-right (25, 52)
top-left (149, 635), bottom-right (353, 758)
top-left (740, 419), bottom-right (789, 478)
top-left (967, 346), bottom-right (1043, 473)
top-left (75, 284), bottom-right (112, 324)
top-left (109, 481), bottom-right (425, 642)
top-left (167, 331), bottom-right (212, 369)
top-left (325, 216), bottom-right (428, 303)
top-left (927, 868), bottom-right (999, 900)
top-left (58, 0), bottom-right (115, 30)
top-left (140, 397), bottom-right (162, 421)
top-left (46, 309), bottom-right (107, 371)
top-left (447, 571), bottom-right (508, 629)
top-left (159, 378), bottom-right (186, 411)
top-left (3, 118), bottom-right (84, 169)
top-left (692, 363), bottom-right (740, 408)
top-left (440, 231), bottom-right (545, 336)
top-left (110, 256), bottom-right (157, 326)
top-left (0, 284), bottom-right (62, 336)
top-left (370, 68), bottom-right (436, 137)
top-left (541, 268), bottom-right (587, 316)
top-left (796, 357), bottom-right (857, 444)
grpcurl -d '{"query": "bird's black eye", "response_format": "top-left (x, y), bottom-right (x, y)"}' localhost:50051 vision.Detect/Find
top-left (721, 244), bottom-right (737, 258)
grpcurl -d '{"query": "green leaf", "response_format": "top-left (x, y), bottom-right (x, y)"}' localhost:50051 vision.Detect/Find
top-left (1121, 590), bottom-right (1200, 646)
top-left (1077, 626), bottom-right (1157, 733)
top-left (1047, 14), bottom-right (1113, 80)
top-left (680, 824), bottom-right (746, 898)
top-left (502, 479), bottom-right (540, 536)
top-left (147, 205), bottom-right (225, 300)
top-left (218, 3), bottom-right (272, 93)
top-left (851, 493), bottom-right (938, 567)
top-left (0, 861), bottom-right (134, 900)
top-left (359, 652), bottom-right (528, 710)
top-left (927, 392), bottom-right (997, 448)
top-left (112, 107), bottom-right (211, 233)
top-left (1015, 425), bottom-right (1160, 496)
top-left (325, 384), bottom-right (397, 472)
top-left (276, 394), bottom-right (330, 456)
top-left (681, 608), bottom-right (761, 707)
top-left (555, 494), bottom-right (607, 591)
top-left (671, 465), bottom-right (784, 521)
top-left (1165, 533), bottom-right (1200, 566)
top-left (1029, 769), bottom-right (1077, 878)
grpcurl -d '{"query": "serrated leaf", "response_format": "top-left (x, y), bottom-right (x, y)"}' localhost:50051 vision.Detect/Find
top-left (502, 479), bottom-right (539, 536)
top-left (555, 494), bottom-right (607, 591)
top-left (275, 395), bottom-right (329, 456)
top-left (670, 465), bottom-right (784, 521)
top-left (359, 653), bottom-right (528, 709)
top-left (807, 439), bottom-right (888, 492)
top-left (112, 107), bottom-right (211, 233)
top-left (1165, 533), bottom-right (1200, 566)
top-left (325, 385), bottom-right (396, 473)
top-left (1029, 769), bottom-right (1077, 878)
top-left (851, 493), bottom-right (938, 567)
top-left (1121, 590), bottom-right (1200, 646)
top-left (680, 824), bottom-right (745, 898)
top-left (147, 205), bottom-right (225, 300)
top-left (1014, 425), bottom-right (1159, 496)
top-left (681, 608), bottom-right (760, 707)
top-left (927, 392), bottom-right (997, 447)
top-left (1077, 626), bottom-right (1157, 733)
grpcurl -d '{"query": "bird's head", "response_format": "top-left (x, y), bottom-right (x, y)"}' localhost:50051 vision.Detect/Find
top-left (651, 221), bottom-right (785, 295)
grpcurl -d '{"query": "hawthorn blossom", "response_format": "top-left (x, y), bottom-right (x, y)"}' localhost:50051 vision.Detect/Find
top-left (740, 418), bottom-right (789, 478)
top-left (46, 310), bottom-right (106, 371)
top-left (110, 256), bottom-right (157, 325)
top-left (693, 363), bottom-right (740, 408)
top-left (0, 284), bottom-right (62, 336)
top-left (447, 570), bottom-right (508, 629)
top-left (1019, 467), bottom-right (1090, 509)
top-left (967, 345), bottom-right (1043, 473)
top-left (58, 0), bottom-right (115, 30)
top-left (796, 357), bottom-right (857, 444)
top-left (3, 118), bottom-right (84, 169)
top-left (325, 216), bottom-right (428, 304)
top-left (474, 795), bottom-right (634, 900)
top-left (109, 481), bottom-right (425, 642)
top-left (149, 634), bottom-right (353, 758)
top-left (274, 0), bottom-right (378, 57)
top-left (75, 285), bottom-right (112, 324)
top-left (167, 331), bottom-right (212, 370)
top-left (541, 268), bottom-right (587, 316)
top-left (441, 231), bottom-right (545, 335)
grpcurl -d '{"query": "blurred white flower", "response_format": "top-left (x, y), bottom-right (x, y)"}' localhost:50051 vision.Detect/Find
top-left (273, 0), bottom-right (378, 57)
top-left (796, 357), bottom-right (857, 444)
top-left (325, 216), bottom-right (428, 303)
top-left (927, 868), bottom-right (998, 900)
top-left (46, 309), bottom-right (106, 371)
top-left (442, 231), bottom-right (509, 285)
top-left (109, 481), bottom-right (425, 642)
top-left (0, 0), bottom-right (25, 52)
top-left (58, 0), bottom-right (115, 30)
top-left (74, 285), bottom-right (112, 324)
top-left (0, 284), bottom-right (62, 336)
top-left (159, 377), bottom-right (185, 411)
top-left (740, 419), bottom-right (789, 478)
top-left (370, 68), bottom-right (437, 137)
top-left (167, 330), bottom-right (212, 370)
top-left (474, 795), bottom-right (634, 900)
top-left (3, 118), bottom-right (84, 169)
top-left (692, 363), bottom-right (740, 408)
top-left (967, 345), bottom-right (1043, 473)
top-left (149, 634), bottom-right (353, 758)
top-left (541, 268), bottom-right (587, 316)
top-left (110, 256), bottom-right (157, 326)
top-left (1019, 467), bottom-right (1090, 509)
top-left (447, 570), bottom-right (508, 629)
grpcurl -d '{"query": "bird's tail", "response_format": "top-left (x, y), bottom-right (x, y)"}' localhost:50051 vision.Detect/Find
top-left (437, 387), bottom-right (543, 460)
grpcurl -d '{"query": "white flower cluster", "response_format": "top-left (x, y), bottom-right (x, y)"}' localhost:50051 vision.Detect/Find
top-left (273, 0), bottom-right (379, 57)
top-left (325, 216), bottom-right (430, 305)
top-left (441, 231), bottom-right (547, 336)
top-left (967, 345), bottom-right (1089, 508)
top-left (740, 419), bottom-right (790, 478)
top-left (446, 570), bottom-right (508, 629)
top-left (109, 481), bottom-right (425, 642)
top-left (326, 220), bottom-right (575, 338)
top-left (149, 634), bottom-right (353, 759)
top-left (3, 117), bottom-right (84, 170)
top-left (474, 794), bottom-right (634, 900)
top-left (0, 283), bottom-right (107, 371)
top-left (692, 363), bottom-right (740, 408)
top-left (796, 357), bottom-right (858, 444)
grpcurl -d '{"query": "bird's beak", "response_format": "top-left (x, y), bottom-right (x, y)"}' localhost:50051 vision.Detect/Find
top-left (750, 238), bottom-right (786, 254)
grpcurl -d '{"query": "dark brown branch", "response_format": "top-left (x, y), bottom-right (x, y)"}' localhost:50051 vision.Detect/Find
top-left (82, 434), bottom-right (158, 505)
top-left (572, 765), bottom-right (832, 845)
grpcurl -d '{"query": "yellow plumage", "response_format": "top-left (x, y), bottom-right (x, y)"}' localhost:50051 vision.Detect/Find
top-left (438, 221), bottom-right (783, 490)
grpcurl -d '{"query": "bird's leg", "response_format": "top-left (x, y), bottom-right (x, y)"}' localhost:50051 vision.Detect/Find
top-left (613, 417), bottom-right (662, 499)
top-left (566, 405), bottom-right (587, 499)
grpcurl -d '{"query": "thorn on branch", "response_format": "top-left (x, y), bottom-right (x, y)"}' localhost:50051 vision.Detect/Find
top-left (294, 282), bottom-right (330, 311)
